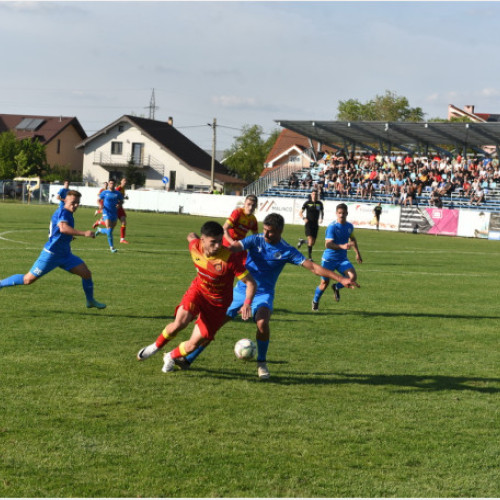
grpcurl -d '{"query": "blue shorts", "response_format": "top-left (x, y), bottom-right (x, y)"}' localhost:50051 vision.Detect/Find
top-left (103, 211), bottom-right (118, 223)
top-left (320, 258), bottom-right (354, 281)
top-left (30, 249), bottom-right (84, 278)
top-left (227, 281), bottom-right (274, 319)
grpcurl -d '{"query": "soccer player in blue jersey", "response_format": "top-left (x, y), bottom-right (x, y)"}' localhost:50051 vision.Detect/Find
top-left (0, 190), bottom-right (106, 309)
top-left (312, 203), bottom-right (362, 311)
top-left (183, 213), bottom-right (359, 379)
top-left (95, 179), bottom-right (124, 253)
top-left (56, 179), bottom-right (70, 207)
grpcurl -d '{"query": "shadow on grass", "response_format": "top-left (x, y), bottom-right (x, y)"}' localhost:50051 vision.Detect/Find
top-left (273, 308), bottom-right (500, 321)
top-left (187, 366), bottom-right (500, 393)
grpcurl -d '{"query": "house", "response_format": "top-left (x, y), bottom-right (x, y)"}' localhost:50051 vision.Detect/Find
top-left (77, 115), bottom-right (246, 192)
top-left (262, 128), bottom-right (337, 178)
top-left (0, 113), bottom-right (86, 177)
top-left (448, 104), bottom-right (500, 123)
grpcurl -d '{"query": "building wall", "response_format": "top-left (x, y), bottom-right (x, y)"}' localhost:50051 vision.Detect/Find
top-left (81, 121), bottom-right (219, 190)
top-left (44, 126), bottom-right (85, 175)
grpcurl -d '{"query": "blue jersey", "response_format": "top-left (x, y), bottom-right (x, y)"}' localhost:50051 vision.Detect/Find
top-left (57, 187), bottom-right (69, 207)
top-left (241, 234), bottom-right (306, 293)
top-left (322, 221), bottom-right (354, 261)
top-left (99, 189), bottom-right (124, 217)
top-left (44, 206), bottom-right (75, 256)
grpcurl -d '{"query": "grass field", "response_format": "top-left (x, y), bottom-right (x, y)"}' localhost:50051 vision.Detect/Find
top-left (0, 203), bottom-right (498, 497)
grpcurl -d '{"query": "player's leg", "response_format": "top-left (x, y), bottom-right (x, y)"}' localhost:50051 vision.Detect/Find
top-left (67, 258), bottom-right (106, 309)
top-left (312, 258), bottom-right (335, 310)
top-left (162, 324), bottom-right (209, 373)
top-left (1, 250), bottom-right (60, 289)
top-left (0, 271), bottom-right (38, 288)
top-left (332, 261), bottom-right (356, 301)
top-left (119, 214), bottom-right (128, 244)
top-left (255, 306), bottom-right (272, 380)
top-left (137, 302), bottom-right (194, 361)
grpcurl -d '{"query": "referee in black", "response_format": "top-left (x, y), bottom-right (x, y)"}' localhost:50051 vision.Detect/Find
top-left (297, 189), bottom-right (324, 260)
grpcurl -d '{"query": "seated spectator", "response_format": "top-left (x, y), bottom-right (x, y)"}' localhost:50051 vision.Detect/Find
top-left (430, 189), bottom-right (443, 208)
top-left (470, 186), bottom-right (485, 205)
top-left (288, 173), bottom-right (299, 189)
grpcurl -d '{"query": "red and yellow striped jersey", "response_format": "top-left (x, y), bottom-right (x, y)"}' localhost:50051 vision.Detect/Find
top-left (224, 207), bottom-right (258, 244)
top-left (189, 238), bottom-right (248, 307)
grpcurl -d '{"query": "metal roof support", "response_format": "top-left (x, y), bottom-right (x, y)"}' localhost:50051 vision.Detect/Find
top-left (314, 122), bottom-right (378, 153)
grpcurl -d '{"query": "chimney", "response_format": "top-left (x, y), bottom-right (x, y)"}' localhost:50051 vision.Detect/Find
top-left (167, 116), bottom-right (173, 126)
top-left (464, 105), bottom-right (475, 115)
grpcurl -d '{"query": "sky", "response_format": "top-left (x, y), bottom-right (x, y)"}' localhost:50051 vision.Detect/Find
top-left (1, 1), bottom-right (500, 152)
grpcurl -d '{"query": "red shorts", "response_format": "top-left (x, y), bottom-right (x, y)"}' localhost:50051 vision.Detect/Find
top-left (177, 284), bottom-right (229, 340)
top-left (117, 207), bottom-right (126, 219)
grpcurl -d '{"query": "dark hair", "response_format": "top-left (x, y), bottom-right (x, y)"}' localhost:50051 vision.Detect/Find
top-left (263, 213), bottom-right (284, 231)
top-left (246, 194), bottom-right (258, 203)
top-left (200, 221), bottom-right (224, 237)
top-left (336, 203), bottom-right (348, 212)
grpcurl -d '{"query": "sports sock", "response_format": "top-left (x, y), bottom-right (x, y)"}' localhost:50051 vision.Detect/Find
top-left (185, 344), bottom-right (206, 363)
top-left (170, 341), bottom-right (188, 359)
top-left (104, 228), bottom-right (114, 248)
top-left (0, 274), bottom-right (25, 288)
top-left (308, 246), bottom-right (312, 259)
top-left (81, 278), bottom-right (94, 301)
top-left (313, 285), bottom-right (325, 303)
top-left (155, 326), bottom-right (176, 348)
top-left (120, 224), bottom-right (126, 239)
top-left (256, 338), bottom-right (269, 362)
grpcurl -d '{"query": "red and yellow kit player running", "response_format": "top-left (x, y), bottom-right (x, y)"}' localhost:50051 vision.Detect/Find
top-left (136, 220), bottom-right (256, 372)
top-left (223, 194), bottom-right (258, 246)
top-left (115, 177), bottom-right (129, 244)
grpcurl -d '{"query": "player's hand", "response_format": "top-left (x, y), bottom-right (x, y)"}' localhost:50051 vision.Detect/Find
top-left (239, 304), bottom-right (252, 321)
top-left (356, 255), bottom-right (363, 264)
top-left (84, 230), bottom-right (95, 239)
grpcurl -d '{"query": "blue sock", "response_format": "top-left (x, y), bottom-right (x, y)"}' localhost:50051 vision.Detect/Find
top-left (104, 228), bottom-right (114, 248)
top-left (256, 339), bottom-right (269, 362)
top-left (0, 274), bottom-right (25, 288)
top-left (82, 278), bottom-right (94, 301)
top-left (185, 344), bottom-right (207, 364)
top-left (314, 285), bottom-right (325, 303)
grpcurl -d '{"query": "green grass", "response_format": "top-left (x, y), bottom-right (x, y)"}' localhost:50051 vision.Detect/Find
top-left (0, 203), bottom-right (499, 497)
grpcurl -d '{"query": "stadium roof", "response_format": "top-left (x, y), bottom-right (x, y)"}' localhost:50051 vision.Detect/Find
top-left (275, 120), bottom-right (500, 157)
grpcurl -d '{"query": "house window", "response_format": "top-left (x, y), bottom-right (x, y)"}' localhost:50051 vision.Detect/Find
top-left (57, 139), bottom-right (61, 154)
top-left (111, 142), bottom-right (123, 155)
top-left (289, 155), bottom-right (299, 163)
top-left (118, 125), bottom-right (125, 132)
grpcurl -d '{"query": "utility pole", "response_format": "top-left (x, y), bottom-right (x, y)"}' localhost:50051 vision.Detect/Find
top-left (146, 88), bottom-right (159, 120)
top-left (210, 117), bottom-right (216, 192)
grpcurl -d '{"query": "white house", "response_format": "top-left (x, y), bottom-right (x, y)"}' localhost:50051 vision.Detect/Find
top-left (77, 115), bottom-right (246, 192)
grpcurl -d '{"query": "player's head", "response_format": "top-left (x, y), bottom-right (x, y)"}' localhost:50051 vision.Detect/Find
top-left (262, 213), bottom-right (284, 244)
top-left (108, 179), bottom-right (115, 190)
top-left (63, 179), bottom-right (70, 188)
top-left (63, 190), bottom-right (82, 212)
top-left (200, 221), bottom-right (224, 256)
top-left (336, 203), bottom-right (348, 223)
top-left (244, 194), bottom-right (258, 215)
top-left (120, 177), bottom-right (127, 187)
top-left (311, 190), bottom-right (318, 199)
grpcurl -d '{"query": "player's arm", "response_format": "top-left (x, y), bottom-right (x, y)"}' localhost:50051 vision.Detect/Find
top-left (228, 240), bottom-right (244, 253)
top-left (349, 232), bottom-right (362, 263)
top-left (325, 238), bottom-right (352, 251)
top-left (301, 259), bottom-right (359, 289)
top-left (238, 273), bottom-right (256, 321)
top-left (223, 220), bottom-right (236, 246)
top-left (58, 221), bottom-right (95, 239)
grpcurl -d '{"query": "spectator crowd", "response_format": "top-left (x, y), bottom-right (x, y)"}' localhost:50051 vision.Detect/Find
top-left (286, 151), bottom-right (500, 207)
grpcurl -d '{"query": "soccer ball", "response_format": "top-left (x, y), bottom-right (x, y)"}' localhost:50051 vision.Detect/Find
top-left (234, 338), bottom-right (257, 361)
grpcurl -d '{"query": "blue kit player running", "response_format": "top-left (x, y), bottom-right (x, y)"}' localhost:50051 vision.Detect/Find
top-left (312, 203), bottom-right (362, 311)
top-left (56, 179), bottom-right (70, 207)
top-left (183, 213), bottom-right (359, 379)
top-left (95, 179), bottom-right (124, 253)
top-left (0, 190), bottom-right (106, 309)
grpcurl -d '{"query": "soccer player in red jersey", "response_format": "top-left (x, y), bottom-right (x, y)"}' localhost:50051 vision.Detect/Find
top-left (222, 194), bottom-right (258, 247)
top-left (136, 221), bottom-right (256, 372)
top-left (115, 177), bottom-right (129, 244)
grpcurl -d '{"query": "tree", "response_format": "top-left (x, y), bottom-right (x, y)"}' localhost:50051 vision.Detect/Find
top-left (0, 131), bottom-right (48, 178)
top-left (223, 125), bottom-right (280, 182)
top-left (337, 90), bottom-right (425, 122)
